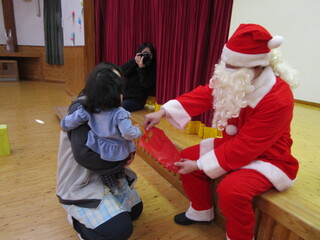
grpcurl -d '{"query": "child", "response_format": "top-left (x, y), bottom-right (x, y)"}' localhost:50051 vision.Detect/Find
top-left (61, 62), bottom-right (142, 194)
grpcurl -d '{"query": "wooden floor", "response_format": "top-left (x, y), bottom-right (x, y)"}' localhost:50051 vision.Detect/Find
top-left (0, 81), bottom-right (319, 240)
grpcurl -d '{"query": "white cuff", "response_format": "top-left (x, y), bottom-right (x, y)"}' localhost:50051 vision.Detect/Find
top-left (185, 204), bottom-right (214, 222)
top-left (161, 100), bottom-right (191, 130)
top-left (196, 160), bottom-right (203, 170)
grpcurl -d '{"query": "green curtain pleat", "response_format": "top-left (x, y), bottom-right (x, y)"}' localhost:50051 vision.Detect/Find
top-left (44, 0), bottom-right (64, 65)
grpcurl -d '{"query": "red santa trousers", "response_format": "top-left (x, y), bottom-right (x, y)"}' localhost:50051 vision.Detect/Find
top-left (180, 145), bottom-right (273, 240)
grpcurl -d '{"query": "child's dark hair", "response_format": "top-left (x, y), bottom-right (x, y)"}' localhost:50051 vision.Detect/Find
top-left (81, 62), bottom-right (123, 113)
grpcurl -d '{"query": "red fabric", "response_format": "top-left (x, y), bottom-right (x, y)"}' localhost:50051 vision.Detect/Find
top-left (139, 127), bottom-right (180, 173)
top-left (226, 24), bottom-right (273, 54)
top-left (213, 78), bottom-right (297, 177)
top-left (180, 145), bottom-right (213, 210)
top-left (216, 169), bottom-right (273, 240)
top-left (176, 84), bottom-right (213, 118)
top-left (179, 145), bottom-right (273, 239)
top-left (94, 0), bottom-right (233, 126)
top-left (163, 79), bottom-right (299, 185)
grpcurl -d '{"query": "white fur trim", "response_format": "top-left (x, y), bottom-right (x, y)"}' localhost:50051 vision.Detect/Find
top-left (161, 100), bottom-right (191, 130)
top-left (268, 36), bottom-right (283, 49)
top-left (197, 138), bottom-right (215, 170)
top-left (221, 45), bottom-right (271, 67)
top-left (225, 125), bottom-right (238, 136)
top-left (200, 138), bottom-right (215, 156)
top-left (198, 149), bottom-right (227, 179)
top-left (196, 160), bottom-right (203, 170)
top-left (185, 204), bottom-right (214, 222)
top-left (245, 66), bottom-right (276, 108)
top-left (241, 160), bottom-right (295, 191)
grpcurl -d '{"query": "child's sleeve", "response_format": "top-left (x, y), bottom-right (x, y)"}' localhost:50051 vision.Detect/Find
top-left (60, 106), bottom-right (89, 131)
top-left (116, 111), bottom-right (142, 140)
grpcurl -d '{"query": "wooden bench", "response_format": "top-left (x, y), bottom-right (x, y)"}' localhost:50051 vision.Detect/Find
top-left (0, 51), bottom-right (43, 80)
top-left (131, 108), bottom-right (320, 240)
top-left (0, 60), bottom-right (19, 81)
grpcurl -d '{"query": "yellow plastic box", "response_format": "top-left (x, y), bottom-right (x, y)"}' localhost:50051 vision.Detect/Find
top-left (0, 124), bottom-right (11, 156)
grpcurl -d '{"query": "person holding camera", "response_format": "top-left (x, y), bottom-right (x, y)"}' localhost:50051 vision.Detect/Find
top-left (121, 43), bottom-right (156, 112)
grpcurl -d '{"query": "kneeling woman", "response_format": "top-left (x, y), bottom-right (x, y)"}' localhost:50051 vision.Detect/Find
top-left (56, 62), bottom-right (143, 240)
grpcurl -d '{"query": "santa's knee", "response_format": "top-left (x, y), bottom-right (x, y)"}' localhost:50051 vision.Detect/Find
top-left (216, 177), bottom-right (248, 211)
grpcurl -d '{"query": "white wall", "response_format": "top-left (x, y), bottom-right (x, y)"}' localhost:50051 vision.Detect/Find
top-left (12, 0), bottom-right (44, 46)
top-left (61, 0), bottom-right (84, 46)
top-left (0, 0), bottom-right (84, 46)
top-left (230, 0), bottom-right (320, 103)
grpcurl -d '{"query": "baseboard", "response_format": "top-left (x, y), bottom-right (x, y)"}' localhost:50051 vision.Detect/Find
top-left (294, 99), bottom-right (320, 108)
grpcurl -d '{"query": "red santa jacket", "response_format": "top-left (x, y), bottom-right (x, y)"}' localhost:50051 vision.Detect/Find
top-left (162, 67), bottom-right (298, 191)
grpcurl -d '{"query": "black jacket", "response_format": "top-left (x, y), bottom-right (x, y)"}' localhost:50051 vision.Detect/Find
top-left (121, 59), bottom-right (156, 103)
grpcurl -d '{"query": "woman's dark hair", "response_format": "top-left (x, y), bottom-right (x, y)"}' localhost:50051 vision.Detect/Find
top-left (136, 43), bottom-right (156, 65)
top-left (80, 62), bottom-right (123, 113)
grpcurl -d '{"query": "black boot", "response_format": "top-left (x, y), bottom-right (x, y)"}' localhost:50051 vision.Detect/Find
top-left (174, 212), bottom-right (211, 225)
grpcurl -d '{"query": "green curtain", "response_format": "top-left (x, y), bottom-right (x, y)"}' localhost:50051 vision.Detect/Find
top-left (43, 0), bottom-right (64, 64)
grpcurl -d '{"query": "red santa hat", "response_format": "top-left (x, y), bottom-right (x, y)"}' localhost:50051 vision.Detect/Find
top-left (221, 24), bottom-right (283, 67)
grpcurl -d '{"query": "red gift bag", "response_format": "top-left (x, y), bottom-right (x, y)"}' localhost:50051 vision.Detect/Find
top-left (139, 127), bottom-right (180, 173)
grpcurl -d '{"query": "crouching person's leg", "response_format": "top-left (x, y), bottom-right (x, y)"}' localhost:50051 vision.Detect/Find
top-left (72, 212), bottom-right (133, 240)
top-left (70, 201), bottom-right (143, 240)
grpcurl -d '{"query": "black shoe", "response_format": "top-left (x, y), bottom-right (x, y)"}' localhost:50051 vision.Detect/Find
top-left (174, 212), bottom-right (211, 225)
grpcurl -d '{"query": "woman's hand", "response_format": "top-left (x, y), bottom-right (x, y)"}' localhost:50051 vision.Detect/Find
top-left (174, 159), bottom-right (199, 175)
top-left (144, 109), bottom-right (166, 131)
top-left (135, 53), bottom-right (145, 68)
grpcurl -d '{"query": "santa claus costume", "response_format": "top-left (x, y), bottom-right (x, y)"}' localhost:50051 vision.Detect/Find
top-left (161, 24), bottom-right (299, 240)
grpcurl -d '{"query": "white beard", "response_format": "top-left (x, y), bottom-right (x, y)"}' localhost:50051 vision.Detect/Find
top-left (210, 61), bottom-right (256, 131)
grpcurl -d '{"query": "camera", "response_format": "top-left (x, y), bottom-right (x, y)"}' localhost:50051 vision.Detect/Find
top-left (138, 52), bottom-right (152, 66)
